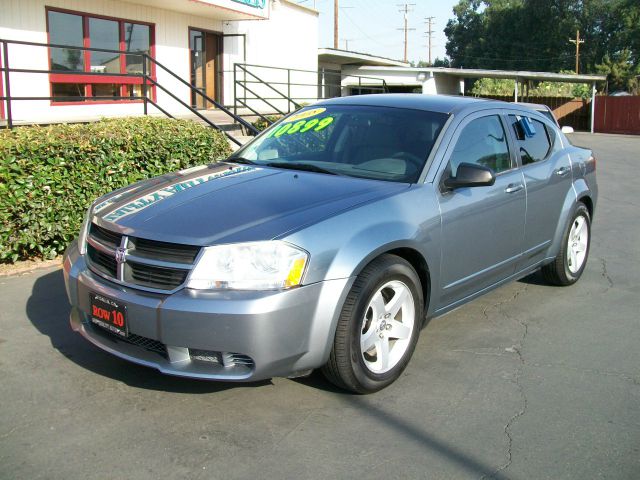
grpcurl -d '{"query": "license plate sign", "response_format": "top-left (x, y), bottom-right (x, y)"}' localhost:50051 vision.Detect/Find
top-left (90, 292), bottom-right (127, 338)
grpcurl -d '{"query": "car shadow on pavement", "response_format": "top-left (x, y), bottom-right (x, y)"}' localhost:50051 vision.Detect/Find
top-left (293, 371), bottom-right (511, 479)
top-left (517, 270), bottom-right (552, 287)
top-left (26, 268), bottom-right (270, 394)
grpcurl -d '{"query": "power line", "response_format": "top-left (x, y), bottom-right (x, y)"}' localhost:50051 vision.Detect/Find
top-left (339, 7), bottom-right (385, 47)
top-left (397, 3), bottom-right (416, 63)
top-left (334, 0), bottom-right (339, 49)
top-left (451, 53), bottom-right (577, 67)
top-left (569, 29), bottom-right (585, 74)
top-left (424, 16), bottom-right (435, 65)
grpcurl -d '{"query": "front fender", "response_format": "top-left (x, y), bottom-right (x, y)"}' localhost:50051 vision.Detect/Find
top-left (283, 185), bottom-right (442, 308)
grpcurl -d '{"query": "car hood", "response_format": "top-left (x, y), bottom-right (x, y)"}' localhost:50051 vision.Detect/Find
top-left (91, 162), bottom-right (408, 245)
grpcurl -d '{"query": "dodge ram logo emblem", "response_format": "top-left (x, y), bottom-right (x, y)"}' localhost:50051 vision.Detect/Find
top-left (114, 247), bottom-right (127, 264)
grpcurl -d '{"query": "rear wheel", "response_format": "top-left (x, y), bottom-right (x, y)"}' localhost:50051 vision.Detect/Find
top-left (542, 203), bottom-right (591, 286)
top-left (322, 254), bottom-right (424, 394)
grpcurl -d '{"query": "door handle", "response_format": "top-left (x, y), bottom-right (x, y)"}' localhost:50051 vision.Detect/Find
top-left (504, 183), bottom-right (524, 194)
top-left (556, 166), bottom-right (571, 177)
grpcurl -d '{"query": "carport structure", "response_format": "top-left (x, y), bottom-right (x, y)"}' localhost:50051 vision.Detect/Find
top-left (341, 65), bottom-right (606, 132)
top-left (443, 69), bottom-right (607, 133)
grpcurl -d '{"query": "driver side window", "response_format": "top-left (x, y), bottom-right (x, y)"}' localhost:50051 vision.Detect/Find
top-left (449, 115), bottom-right (511, 176)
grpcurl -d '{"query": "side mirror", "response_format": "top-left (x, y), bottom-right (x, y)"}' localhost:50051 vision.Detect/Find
top-left (561, 126), bottom-right (574, 134)
top-left (444, 163), bottom-right (496, 189)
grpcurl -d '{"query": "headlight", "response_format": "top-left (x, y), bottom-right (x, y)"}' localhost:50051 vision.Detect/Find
top-left (186, 241), bottom-right (309, 290)
top-left (77, 207), bottom-right (92, 255)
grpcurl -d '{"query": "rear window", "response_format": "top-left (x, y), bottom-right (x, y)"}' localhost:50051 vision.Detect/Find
top-left (234, 105), bottom-right (449, 183)
top-left (539, 109), bottom-right (557, 125)
top-left (509, 115), bottom-right (553, 165)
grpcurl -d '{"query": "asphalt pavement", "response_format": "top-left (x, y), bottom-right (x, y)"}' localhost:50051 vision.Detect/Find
top-left (1, 133), bottom-right (638, 480)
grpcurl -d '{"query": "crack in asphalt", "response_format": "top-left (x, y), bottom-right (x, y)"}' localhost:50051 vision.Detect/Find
top-left (0, 425), bottom-right (20, 440)
top-left (480, 285), bottom-right (529, 480)
top-left (599, 258), bottom-right (614, 291)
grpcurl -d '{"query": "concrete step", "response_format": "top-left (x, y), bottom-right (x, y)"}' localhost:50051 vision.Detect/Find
top-left (176, 108), bottom-right (259, 150)
top-left (228, 135), bottom-right (255, 151)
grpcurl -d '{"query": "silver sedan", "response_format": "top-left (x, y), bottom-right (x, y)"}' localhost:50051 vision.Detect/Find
top-left (64, 94), bottom-right (597, 393)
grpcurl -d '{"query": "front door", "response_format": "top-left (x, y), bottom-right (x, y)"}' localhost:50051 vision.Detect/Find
top-left (189, 29), bottom-right (221, 109)
top-left (436, 112), bottom-right (526, 308)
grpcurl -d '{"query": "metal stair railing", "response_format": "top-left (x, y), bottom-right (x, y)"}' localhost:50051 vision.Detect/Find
top-left (233, 63), bottom-right (389, 127)
top-left (0, 38), bottom-right (257, 146)
top-left (142, 54), bottom-right (258, 144)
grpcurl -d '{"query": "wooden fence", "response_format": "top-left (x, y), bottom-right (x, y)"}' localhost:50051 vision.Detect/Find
top-left (594, 96), bottom-right (640, 135)
top-left (481, 95), bottom-right (591, 131)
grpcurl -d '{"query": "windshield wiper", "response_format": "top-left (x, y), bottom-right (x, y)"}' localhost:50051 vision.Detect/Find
top-left (227, 157), bottom-right (257, 165)
top-left (265, 162), bottom-right (338, 175)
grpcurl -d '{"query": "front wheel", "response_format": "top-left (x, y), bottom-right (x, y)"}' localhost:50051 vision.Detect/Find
top-left (542, 203), bottom-right (591, 286)
top-left (322, 254), bottom-right (424, 394)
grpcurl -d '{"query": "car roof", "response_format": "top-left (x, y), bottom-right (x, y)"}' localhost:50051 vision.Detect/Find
top-left (516, 102), bottom-right (551, 111)
top-left (315, 93), bottom-right (508, 115)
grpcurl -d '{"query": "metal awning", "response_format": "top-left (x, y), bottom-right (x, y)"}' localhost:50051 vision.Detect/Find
top-left (350, 66), bottom-right (607, 133)
top-left (435, 68), bottom-right (605, 84)
top-left (319, 48), bottom-right (409, 67)
top-left (435, 68), bottom-right (606, 134)
top-left (131, 0), bottom-right (269, 20)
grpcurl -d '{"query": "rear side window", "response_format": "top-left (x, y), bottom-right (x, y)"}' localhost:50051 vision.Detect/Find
top-left (509, 115), bottom-right (552, 165)
top-left (448, 115), bottom-right (512, 175)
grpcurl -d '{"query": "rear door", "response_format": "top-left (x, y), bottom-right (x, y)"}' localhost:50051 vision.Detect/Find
top-left (436, 111), bottom-right (526, 308)
top-left (505, 112), bottom-right (573, 269)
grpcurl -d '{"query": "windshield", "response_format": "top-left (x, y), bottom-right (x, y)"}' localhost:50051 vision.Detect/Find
top-left (232, 105), bottom-right (449, 183)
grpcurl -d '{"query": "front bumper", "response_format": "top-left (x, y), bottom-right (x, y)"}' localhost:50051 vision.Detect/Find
top-left (63, 241), bottom-right (353, 381)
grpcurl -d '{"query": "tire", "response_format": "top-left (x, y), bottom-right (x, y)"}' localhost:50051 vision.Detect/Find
top-left (322, 254), bottom-right (424, 394)
top-left (542, 203), bottom-right (591, 286)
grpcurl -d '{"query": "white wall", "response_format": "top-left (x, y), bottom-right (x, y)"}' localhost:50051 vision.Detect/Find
top-left (341, 66), bottom-right (466, 96)
top-left (0, 0), bottom-right (318, 122)
top-left (223, 0), bottom-right (319, 114)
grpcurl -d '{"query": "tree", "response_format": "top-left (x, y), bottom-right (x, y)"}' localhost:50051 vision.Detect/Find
top-left (444, 0), bottom-right (639, 92)
top-left (596, 50), bottom-right (639, 94)
top-left (433, 57), bottom-right (451, 68)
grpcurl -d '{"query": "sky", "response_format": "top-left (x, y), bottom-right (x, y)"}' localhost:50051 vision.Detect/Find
top-left (294, 0), bottom-right (460, 64)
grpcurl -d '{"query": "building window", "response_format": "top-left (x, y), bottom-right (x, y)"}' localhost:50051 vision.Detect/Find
top-left (47, 9), bottom-right (154, 103)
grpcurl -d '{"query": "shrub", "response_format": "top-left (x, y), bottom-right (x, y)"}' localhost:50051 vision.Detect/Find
top-left (0, 117), bottom-right (232, 263)
top-left (252, 115), bottom-right (282, 131)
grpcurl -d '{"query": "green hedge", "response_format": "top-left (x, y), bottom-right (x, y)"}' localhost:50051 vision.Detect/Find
top-left (0, 117), bottom-right (232, 263)
top-left (252, 115), bottom-right (283, 131)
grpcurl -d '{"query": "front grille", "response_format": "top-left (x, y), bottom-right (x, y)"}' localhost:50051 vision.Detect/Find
top-left (88, 321), bottom-right (167, 358)
top-left (85, 223), bottom-right (200, 292)
top-left (90, 223), bottom-right (123, 249)
top-left (125, 261), bottom-right (189, 290)
top-left (129, 237), bottom-right (199, 264)
top-left (87, 245), bottom-right (118, 278)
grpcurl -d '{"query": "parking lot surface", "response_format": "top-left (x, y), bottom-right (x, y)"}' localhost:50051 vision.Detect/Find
top-left (1, 133), bottom-right (638, 480)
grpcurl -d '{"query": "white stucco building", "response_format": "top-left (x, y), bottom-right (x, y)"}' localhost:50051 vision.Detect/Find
top-left (0, 0), bottom-right (318, 123)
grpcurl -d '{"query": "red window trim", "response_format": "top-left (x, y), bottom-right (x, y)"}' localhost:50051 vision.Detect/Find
top-left (0, 47), bottom-right (5, 119)
top-left (45, 6), bottom-right (157, 105)
top-left (50, 74), bottom-right (151, 85)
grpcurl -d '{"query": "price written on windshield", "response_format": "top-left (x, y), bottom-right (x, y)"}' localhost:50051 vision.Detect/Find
top-left (266, 117), bottom-right (335, 139)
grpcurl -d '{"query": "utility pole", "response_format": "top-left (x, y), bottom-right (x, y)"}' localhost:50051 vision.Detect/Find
top-left (569, 30), bottom-right (584, 74)
top-left (344, 38), bottom-right (353, 50)
top-left (334, 0), bottom-right (339, 49)
top-left (397, 3), bottom-right (416, 63)
top-left (424, 16), bottom-right (435, 65)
